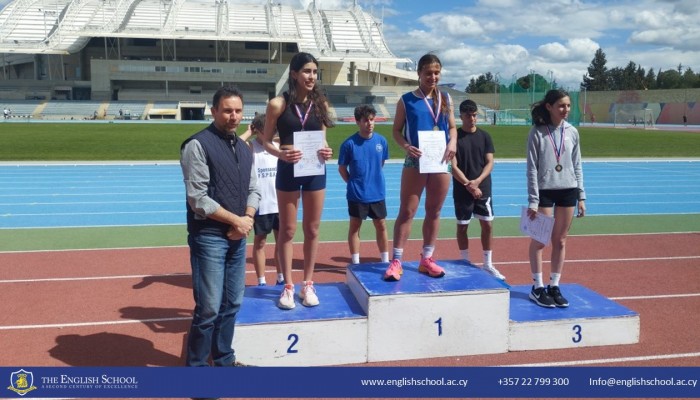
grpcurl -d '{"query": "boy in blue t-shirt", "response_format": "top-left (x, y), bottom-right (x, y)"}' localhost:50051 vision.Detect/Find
top-left (338, 105), bottom-right (390, 264)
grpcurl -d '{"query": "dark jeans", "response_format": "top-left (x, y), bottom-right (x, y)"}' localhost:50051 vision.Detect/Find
top-left (186, 232), bottom-right (246, 367)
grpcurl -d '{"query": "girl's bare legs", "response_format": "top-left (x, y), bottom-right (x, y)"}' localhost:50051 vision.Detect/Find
top-left (529, 207), bottom-right (552, 277)
top-left (421, 172), bottom-right (450, 249)
top-left (276, 189), bottom-right (300, 286)
top-left (300, 188), bottom-right (325, 282)
top-left (550, 206), bottom-right (575, 275)
top-left (392, 167), bottom-right (426, 252)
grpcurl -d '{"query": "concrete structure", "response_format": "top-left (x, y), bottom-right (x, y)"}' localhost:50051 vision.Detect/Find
top-left (0, 0), bottom-right (417, 104)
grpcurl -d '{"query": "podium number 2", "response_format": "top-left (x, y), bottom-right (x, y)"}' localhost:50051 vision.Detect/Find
top-left (434, 318), bottom-right (443, 336)
top-left (287, 333), bottom-right (299, 353)
top-left (572, 324), bottom-right (582, 343)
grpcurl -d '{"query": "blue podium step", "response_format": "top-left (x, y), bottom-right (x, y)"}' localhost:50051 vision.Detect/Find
top-left (230, 261), bottom-right (640, 365)
top-left (508, 283), bottom-right (640, 350)
top-left (233, 282), bottom-right (368, 366)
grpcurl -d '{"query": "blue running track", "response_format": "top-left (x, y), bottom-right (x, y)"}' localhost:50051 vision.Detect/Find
top-left (1, 160), bottom-right (698, 229)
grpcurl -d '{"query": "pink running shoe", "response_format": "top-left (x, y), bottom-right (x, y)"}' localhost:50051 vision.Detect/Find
top-left (419, 254), bottom-right (445, 278)
top-left (383, 259), bottom-right (403, 281)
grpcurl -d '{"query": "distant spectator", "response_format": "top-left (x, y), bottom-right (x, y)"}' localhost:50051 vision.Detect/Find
top-left (683, 115), bottom-right (687, 126)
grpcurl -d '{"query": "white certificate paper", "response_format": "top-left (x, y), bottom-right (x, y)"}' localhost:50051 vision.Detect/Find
top-left (293, 130), bottom-right (325, 177)
top-left (519, 206), bottom-right (555, 245)
top-left (417, 130), bottom-right (448, 173)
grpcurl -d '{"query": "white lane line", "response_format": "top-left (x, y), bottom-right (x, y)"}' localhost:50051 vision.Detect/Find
top-left (507, 352), bottom-right (700, 367)
top-left (0, 317), bottom-right (191, 331)
top-left (1, 255), bottom-right (698, 284)
top-left (611, 293), bottom-right (700, 300)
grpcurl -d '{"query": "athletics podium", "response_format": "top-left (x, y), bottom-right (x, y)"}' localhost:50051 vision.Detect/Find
top-left (233, 260), bottom-right (639, 366)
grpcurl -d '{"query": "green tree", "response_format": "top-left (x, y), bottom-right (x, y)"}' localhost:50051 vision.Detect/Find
top-left (465, 72), bottom-right (497, 93)
top-left (681, 67), bottom-right (699, 88)
top-left (582, 48), bottom-right (609, 91)
top-left (657, 68), bottom-right (682, 89)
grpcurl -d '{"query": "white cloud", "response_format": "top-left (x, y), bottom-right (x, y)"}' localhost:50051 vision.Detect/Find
top-left (379, 0), bottom-right (700, 90)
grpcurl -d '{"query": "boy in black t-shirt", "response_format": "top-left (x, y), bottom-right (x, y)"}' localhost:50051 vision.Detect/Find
top-left (450, 100), bottom-right (505, 280)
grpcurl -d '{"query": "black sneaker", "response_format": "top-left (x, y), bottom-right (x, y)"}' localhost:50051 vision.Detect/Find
top-left (529, 286), bottom-right (556, 308)
top-left (547, 285), bottom-right (569, 308)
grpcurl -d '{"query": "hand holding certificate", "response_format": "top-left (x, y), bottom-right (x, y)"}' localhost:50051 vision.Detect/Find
top-left (417, 130), bottom-right (449, 173)
top-left (519, 206), bottom-right (554, 245)
top-left (293, 130), bottom-right (325, 177)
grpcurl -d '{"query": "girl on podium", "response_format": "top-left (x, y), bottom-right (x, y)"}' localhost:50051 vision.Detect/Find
top-left (262, 52), bottom-right (334, 309)
top-left (383, 53), bottom-right (457, 282)
top-left (526, 89), bottom-right (586, 308)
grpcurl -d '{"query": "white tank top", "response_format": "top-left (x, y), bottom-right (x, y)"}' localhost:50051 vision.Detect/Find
top-left (252, 139), bottom-right (279, 215)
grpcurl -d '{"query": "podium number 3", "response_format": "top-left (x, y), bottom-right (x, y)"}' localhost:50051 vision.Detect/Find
top-left (287, 333), bottom-right (299, 353)
top-left (572, 324), bottom-right (582, 343)
top-left (435, 318), bottom-right (443, 336)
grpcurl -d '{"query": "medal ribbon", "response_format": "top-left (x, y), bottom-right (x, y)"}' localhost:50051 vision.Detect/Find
top-left (418, 87), bottom-right (441, 128)
top-left (545, 124), bottom-right (565, 165)
top-left (293, 101), bottom-right (314, 131)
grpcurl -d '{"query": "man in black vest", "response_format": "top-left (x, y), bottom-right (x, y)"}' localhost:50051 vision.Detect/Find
top-left (180, 86), bottom-right (260, 371)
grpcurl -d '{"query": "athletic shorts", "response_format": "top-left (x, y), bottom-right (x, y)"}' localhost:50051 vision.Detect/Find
top-left (275, 159), bottom-right (326, 192)
top-left (538, 188), bottom-right (579, 208)
top-left (454, 194), bottom-right (494, 224)
top-left (403, 155), bottom-right (452, 173)
top-left (253, 213), bottom-right (279, 236)
top-left (348, 200), bottom-right (387, 220)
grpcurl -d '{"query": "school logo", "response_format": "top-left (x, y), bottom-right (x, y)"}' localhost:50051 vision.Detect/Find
top-left (375, 143), bottom-right (383, 153)
top-left (7, 369), bottom-right (37, 396)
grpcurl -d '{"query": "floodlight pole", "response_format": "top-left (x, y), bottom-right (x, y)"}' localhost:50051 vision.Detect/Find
top-left (494, 72), bottom-right (501, 111)
top-left (583, 85), bottom-right (587, 125)
top-left (511, 73), bottom-right (516, 109)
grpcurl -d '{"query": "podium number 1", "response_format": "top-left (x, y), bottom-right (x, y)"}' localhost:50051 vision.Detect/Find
top-left (434, 318), bottom-right (443, 336)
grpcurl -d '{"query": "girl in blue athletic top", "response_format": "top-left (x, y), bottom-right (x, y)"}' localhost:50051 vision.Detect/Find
top-left (383, 53), bottom-right (457, 282)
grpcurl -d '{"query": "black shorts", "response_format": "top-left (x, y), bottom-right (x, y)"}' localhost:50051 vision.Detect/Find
top-left (454, 194), bottom-right (494, 223)
top-left (538, 188), bottom-right (579, 208)
top-left (253, 213), bottom-right (279, 236)
top-left (348, 200), bottom-right (387, 220)
top-left (275, 159), bottom-right (326, 192)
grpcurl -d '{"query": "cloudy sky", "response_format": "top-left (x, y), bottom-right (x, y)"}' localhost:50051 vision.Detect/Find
top-left (1, 0), bottom-right (698, 91)
top-left (300, 0), bottom-right (700, 91)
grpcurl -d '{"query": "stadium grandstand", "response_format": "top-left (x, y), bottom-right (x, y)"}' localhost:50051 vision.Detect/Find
top-left (0, 0), bottom-right (437, 121)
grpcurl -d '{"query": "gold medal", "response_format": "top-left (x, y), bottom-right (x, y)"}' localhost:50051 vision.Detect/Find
top-left (433, 125), bottom-right (439, 131)
top-left (555, 164), bottom-right (563, 172)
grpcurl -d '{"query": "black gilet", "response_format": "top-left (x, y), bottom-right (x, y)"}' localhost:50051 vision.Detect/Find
top-left (182, 124), bottom-right (253, 235)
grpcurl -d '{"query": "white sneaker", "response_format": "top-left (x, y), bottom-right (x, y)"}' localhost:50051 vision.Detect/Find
top-left (278, 284), bottom-right (296, 310)
top-left (299, 281), bottom-right (319, 307)
top-left (483, 264), bottom-right (506, 280)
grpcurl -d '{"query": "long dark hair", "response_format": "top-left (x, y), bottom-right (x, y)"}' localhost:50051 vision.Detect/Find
top-left (416, 53), bottom-right (449, 115)
top-left (531, 89), bottom-right (569, 126)
top-left (287, 52), bottom-right (335, 128)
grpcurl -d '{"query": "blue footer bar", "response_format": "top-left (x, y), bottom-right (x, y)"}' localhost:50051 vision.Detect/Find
top-left (3, 366), bottom-right (698, 398)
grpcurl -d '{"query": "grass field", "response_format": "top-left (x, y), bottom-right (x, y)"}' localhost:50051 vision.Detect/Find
top-left (1, 121), bottom-right (699, 161)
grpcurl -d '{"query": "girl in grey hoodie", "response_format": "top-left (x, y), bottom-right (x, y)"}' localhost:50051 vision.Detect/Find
top-left (526, 89), bottom-right (586, 309)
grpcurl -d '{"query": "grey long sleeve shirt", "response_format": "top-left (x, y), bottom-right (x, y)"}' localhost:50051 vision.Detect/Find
top-left (526, 121), bottom-right (585, 210)
top-left (180, 138), bottom-right (261, 220)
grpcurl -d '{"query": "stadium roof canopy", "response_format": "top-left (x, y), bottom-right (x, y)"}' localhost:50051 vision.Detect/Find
top-left (0, 0), bottom-right (408, 63)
